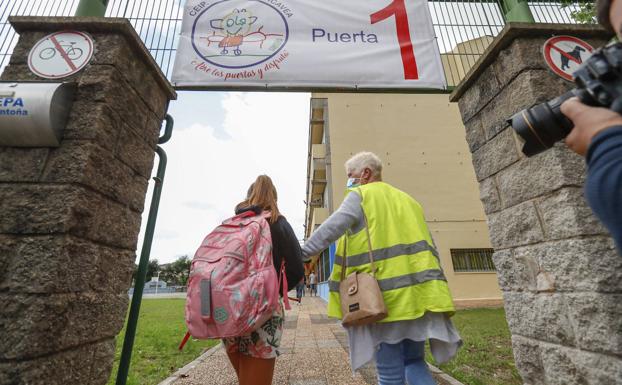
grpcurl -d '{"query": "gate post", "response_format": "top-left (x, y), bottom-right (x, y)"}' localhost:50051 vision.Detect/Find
top-left (75, 0), bottom-right (109, 17)
top-left (0, 17), bottom-right (175, 385)
top-left (450, 24), bottom-right (620, 384)
top-left (499, 0), bottom-right (535, 23)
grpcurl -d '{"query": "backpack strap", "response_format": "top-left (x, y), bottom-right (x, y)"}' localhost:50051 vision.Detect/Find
top-left (262, 210), bottom-right (289, 309)
top-left (279, 260), bottom-right (291, 310)
top-left (238, 210), bottom-right (256, 218)
top-left (178, 331), bottom-right (191, 350)
top-left (259, 210), bottom-right (289, 309)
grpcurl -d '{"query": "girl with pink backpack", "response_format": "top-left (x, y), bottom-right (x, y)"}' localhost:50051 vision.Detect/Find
top-left (185, 175), bottom-right (303, 385)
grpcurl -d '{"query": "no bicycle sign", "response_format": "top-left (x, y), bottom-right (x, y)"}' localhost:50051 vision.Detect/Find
top-left (542, 35), bottom-right (594, 82)
top-left (28, 31), bottom-right (94, 79)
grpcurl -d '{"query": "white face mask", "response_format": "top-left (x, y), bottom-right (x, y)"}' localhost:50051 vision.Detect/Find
top-left (346, 177), bottom-right (361, 188)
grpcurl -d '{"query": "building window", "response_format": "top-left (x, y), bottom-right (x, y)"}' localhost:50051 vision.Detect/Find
top-left (315, 248), bottom-right (331, 282)
top-left (450, 248), bottom-right (495, 272)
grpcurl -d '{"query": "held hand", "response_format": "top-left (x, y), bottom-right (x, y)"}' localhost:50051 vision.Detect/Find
top-left (561, 97), bottom-right (622, 156)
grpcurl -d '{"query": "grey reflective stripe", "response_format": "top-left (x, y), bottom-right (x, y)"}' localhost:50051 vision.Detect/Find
top-left (334, 241), bottom-right (438, 268)
top-left (378, 269), bottom-right (446, 291)
top-left (200, 279), bottom-right (211, 317)
top-left (328, 268), bottom-right (446, 293)
top-left (328, 280), bottom-right (340, 292)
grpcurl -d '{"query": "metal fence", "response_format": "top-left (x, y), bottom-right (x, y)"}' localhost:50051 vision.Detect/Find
top-left (434, 0), bottom-right (585, 86)
top-left (0, 0), bottom-right (586, 87)
top-left (450, 248), bottom-right (496, 272)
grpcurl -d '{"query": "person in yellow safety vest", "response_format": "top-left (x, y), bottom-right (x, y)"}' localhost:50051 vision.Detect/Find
top-left (302, 152), bottom-right (462, 385)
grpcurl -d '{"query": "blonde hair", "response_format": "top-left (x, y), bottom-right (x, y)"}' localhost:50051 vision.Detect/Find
top-left (235, 175), bottom-right (281, 223)
top-left (345, 151), bottom-right (383, 178)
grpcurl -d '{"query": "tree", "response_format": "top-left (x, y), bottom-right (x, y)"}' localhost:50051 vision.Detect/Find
top-left (156, 256), bottom-right (191, 286)
top-left (560, 0), bottom-right (596, 24)
top-left (131, 263), bottom-right (138, 284)
top-left (172, 255), bottom-right (192, 286)
top-left (146, 259), bottom-right (160, 282)
top-left (130, 259), bottom-right (160, 286)
top-left (159, 264), bottom-right (177, 286)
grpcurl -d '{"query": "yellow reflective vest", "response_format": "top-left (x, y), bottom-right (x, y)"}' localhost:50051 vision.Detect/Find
top-left (327, 182), bottom-right (455, 322)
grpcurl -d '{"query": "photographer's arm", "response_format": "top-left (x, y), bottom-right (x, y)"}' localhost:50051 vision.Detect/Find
top-left (561, 97), bottom-right (622, 251)
top-left (585, 126), bottom-right (622, 251)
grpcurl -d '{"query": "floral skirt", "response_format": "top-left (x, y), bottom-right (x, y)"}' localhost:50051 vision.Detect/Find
top-left (222, 302), bottom-right (284, 359)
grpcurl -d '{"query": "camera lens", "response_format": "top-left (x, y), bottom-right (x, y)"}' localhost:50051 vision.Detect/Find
top-left (509, 91), bottom-right (576, 157)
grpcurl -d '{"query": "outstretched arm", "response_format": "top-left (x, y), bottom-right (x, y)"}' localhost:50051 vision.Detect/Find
top-left (302, 192), bottom-right (364, 260)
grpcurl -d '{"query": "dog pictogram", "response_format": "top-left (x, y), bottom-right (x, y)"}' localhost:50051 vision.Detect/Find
top-left (560, 45), bottom-right (586, 71)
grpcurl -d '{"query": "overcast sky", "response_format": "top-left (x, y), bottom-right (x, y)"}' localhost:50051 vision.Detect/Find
top-left (136, 91), bottom-right (311, 264)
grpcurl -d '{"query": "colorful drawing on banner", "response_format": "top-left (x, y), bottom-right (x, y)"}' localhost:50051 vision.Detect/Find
top-left (543, 35), bottom-right (594, 81)
top-left (28, 31), bottom-right (94, 79)
top-left (191, 0), bottom-right (289, 69)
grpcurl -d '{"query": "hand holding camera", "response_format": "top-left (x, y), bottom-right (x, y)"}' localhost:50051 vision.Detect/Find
top-left (561, 97), bottom-right (622, 155)
top-left (509, 42), bottom-right (622, 156)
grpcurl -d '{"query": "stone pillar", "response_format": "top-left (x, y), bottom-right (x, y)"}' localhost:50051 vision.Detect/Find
top-left (0, 17), bottom-right (176, 385)
top-left (450, 24), bottom-right (621, 384)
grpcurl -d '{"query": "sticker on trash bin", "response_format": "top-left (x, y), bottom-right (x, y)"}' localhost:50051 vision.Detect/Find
top-left (542, 35), bottom-right (594, 81)
top-left (28, 31), bottom-right (94, 79)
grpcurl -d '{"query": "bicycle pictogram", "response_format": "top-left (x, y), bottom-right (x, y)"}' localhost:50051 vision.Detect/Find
top-left (38, 40), bottom-right (83, 61)
top-left (28, 31), bottom-right (94, 79)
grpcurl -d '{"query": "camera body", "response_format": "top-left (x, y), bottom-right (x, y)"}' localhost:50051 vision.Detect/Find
top-left (510, 42), bottom-right (622, 156)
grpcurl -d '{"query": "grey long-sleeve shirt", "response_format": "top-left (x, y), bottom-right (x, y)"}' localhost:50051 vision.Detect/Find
top-left (302, 192), bottom-right (363, 259)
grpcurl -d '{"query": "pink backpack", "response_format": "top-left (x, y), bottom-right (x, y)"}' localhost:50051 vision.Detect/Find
top-left (179, 210), bottom-right (290, 349)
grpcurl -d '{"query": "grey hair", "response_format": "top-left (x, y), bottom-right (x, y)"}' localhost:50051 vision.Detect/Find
top-left (345, 151), bottom-right (383, 178)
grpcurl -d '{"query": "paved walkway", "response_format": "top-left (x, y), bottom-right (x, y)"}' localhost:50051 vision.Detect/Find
top-left (167, 296), bottom-right (458, 385)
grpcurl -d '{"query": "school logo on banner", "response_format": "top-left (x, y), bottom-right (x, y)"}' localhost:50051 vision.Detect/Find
top-left (191, 1), bottom-right (289, 69)
top-left (173, 0), bottom-right (447, 90)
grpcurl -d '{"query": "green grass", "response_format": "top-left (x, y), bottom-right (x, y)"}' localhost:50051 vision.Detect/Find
top-left (106, 300), bottom-right (517, 385)
top-left (107, 299), bottom-right (218, 385)
top-left (426, 307), bottom-right (521, 385)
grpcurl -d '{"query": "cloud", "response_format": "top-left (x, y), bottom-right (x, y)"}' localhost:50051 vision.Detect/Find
top-left (211, 125), bottom-right (233, 141)
top-left (183, 200), bottom-right (216, 210)
top-left (167, 91), bottom-right (227, 132)
top-left (136, 91), bottom-right (310, 264)
top-left (155, 229), bottom-right (181, 239)
top-left (186, 123), bottom-right (232, 141)
top-left (219, 92), bottom-right (310, 239)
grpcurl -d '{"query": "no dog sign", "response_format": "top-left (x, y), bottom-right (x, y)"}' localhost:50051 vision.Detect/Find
top-left (543, 35), bottom-right (594, 81)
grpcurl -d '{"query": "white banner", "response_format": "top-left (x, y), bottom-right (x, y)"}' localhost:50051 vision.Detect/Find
top-left (172, 0), bottom-right (446, 90)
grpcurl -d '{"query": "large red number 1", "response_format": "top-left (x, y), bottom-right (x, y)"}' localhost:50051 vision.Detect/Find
top-left (370, 0), bottom-right (419, 80)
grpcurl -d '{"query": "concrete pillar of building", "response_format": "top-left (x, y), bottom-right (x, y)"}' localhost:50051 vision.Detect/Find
top-left (0, 17), bottom-right (176, 384)
top-left (450, 23), bottom-right (621, 384)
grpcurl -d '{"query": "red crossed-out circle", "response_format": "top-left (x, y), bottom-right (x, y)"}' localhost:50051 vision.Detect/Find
top-left (28, 31), bottom-right (94, 79)
top-left (542, 35), bottom-right (594, 81)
